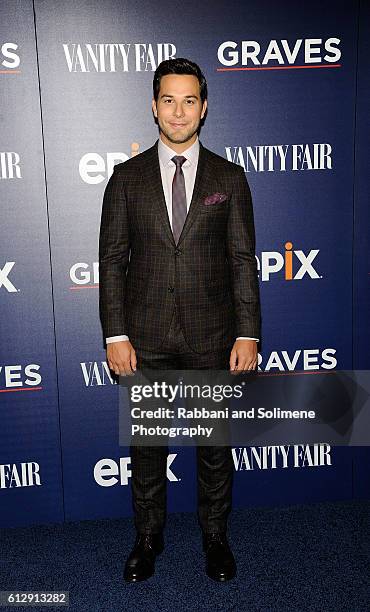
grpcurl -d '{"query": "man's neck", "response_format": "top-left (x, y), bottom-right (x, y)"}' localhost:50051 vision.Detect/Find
top-left (159, 133), bottom-right (198, 154)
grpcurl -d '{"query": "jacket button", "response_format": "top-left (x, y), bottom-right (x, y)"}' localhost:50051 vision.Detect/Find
top-left (175, 249), bottom-right (181, 256)
top-left (168, 286), bottom-right (174, 293)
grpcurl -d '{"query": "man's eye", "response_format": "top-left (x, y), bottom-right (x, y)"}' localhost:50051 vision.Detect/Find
top-left (164, 99), bottom-right (173, 103)
top-left (186, 100), bottom-right (195, 104)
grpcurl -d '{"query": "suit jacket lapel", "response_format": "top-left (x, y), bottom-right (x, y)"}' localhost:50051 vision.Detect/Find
top-left (142, 142), bottom-right (175, 246)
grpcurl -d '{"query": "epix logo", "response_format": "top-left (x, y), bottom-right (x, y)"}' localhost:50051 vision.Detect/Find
top-left (94, 454), bottom-right (179, 486)
top-left (79, 144), bottom-right (140, 184)
top-left (0, 262), bottom-right (17, 292)
top-left (257, 242), bottom-right (320, 281)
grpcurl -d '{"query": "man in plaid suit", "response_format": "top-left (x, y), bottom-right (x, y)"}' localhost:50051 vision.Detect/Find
top-left (99, 58), bottom-right (261, 582)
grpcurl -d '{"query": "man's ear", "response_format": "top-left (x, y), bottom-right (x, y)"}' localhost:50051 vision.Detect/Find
top-left (201, 99), bottom-right (208, 119)
top-left (152, 98), bottom-right (158, 118)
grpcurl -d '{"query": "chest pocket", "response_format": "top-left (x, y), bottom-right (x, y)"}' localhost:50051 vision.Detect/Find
top-left (200, 200), bottom-right (229, 214)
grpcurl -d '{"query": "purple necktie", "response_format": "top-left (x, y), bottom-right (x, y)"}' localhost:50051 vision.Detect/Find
top-left (171, 155), bottom-right (187, 244)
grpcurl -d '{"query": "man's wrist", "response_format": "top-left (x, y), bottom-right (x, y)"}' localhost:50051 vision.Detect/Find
top-left (106, 335), bottom-right (129, 343)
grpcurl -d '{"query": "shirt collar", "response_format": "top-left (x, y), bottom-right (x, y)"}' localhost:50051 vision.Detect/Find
top-left (158, 136), bottom-right (200, 167)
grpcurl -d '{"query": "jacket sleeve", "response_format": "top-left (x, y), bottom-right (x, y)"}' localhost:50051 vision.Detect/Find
top-left (226, 165), bottom-right (261, 339)
top-left (98, 167), bottom-right (130, 339)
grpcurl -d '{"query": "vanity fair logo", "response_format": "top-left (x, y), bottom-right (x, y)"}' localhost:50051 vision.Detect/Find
top-left (0, 364), bottom-right (42, 391)
top-left (0, 462), bottom-right (41, 488)
top-left (217, 37), bottom-right (341, 70)
top-left (0, 152), bottom-right (22, 179)
top-left (80, 361), bottom-right (116, 386)
top-left (94, 454), bottom-right (179, 486)
top-left (232, 444), bottom-right (332, 470)
top-left (63, 43), bottom-right (176, 72)
top-left (0, 42), bottom-right (20, 71)
top-left (225, 143), bottom-right (332, 172)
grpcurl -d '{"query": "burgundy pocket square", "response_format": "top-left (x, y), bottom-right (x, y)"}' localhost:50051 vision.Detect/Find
top-left (203, 193), bottom-right (228, 205)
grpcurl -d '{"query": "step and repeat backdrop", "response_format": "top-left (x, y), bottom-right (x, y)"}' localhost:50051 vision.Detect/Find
top-left (1, 0), bottom-right (369, 527)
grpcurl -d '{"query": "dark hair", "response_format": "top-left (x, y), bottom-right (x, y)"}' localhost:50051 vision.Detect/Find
top-left (153, 58), bottom-right (208, 103)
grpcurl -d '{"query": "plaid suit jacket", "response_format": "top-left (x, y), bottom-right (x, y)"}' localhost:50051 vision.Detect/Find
top-left (99, 141), bottom-right (261, 352)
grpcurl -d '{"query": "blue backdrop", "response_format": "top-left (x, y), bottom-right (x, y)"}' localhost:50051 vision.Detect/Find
top-left (0, 0), bottom-right (369, 527)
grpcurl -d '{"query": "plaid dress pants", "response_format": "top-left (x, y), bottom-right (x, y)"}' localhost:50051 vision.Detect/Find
top-left (130, 305), bottom-right (234, 534)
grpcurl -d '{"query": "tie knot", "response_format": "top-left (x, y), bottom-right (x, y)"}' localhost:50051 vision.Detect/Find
top-left (172, 155), bottom-right (186, 168)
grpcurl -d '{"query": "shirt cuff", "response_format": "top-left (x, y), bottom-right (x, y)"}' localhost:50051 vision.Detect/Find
top-left (106, 335), bottom-right (129, 343)
top-left (106, 335), bottom-right (258, 343)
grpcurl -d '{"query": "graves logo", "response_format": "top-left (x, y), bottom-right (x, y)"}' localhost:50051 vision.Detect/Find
top-left (94, 454), bottom-right (179, 486)
top-left (0, 43), bottom-right (20, 73)
top-left (0, 364), bottom-right (42, 392)
top-left (69, 262), bottom-right (99, 289)
top-left (232, 444), bottom-right (332, 470)
top-left (0, 462), bottom-right (41, 489)
top-left (225, 143), bottom-right (332, 172)
top-left (258, 348), bottom-right (337, 372)
top-left (63, 43), bottom-right (176, 72)
top-left (217, 37), bottom-right (341, 71)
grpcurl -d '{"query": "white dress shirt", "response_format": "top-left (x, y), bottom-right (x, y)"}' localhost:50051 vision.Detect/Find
top-left (106, 136), bottom-right (258, 344)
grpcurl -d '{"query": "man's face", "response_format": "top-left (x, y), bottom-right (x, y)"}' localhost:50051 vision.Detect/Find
top-left (152, 74), bottom-right (207, 149)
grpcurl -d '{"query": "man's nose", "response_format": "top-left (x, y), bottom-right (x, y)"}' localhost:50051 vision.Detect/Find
top-left (173, 103), bottom-right (184, 117)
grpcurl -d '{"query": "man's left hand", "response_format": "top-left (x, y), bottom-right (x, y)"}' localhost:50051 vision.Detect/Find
top-left (229, 339), bottom-right (258, 374)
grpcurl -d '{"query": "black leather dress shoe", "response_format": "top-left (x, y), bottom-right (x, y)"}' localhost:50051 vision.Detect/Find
top-left (203, 532), bottom-right (236, 582)
top-left (123, 533), bottom-right (164, 583)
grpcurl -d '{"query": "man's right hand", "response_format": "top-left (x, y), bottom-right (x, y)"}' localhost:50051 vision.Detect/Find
top-left (106, 341), bottom-right (137, 376)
